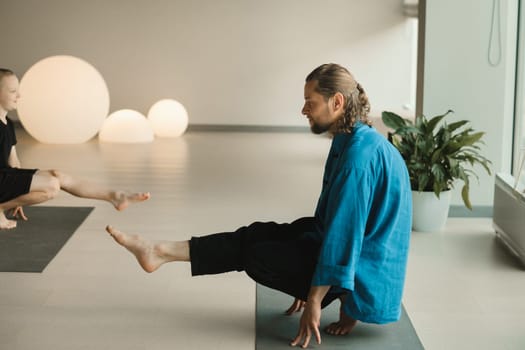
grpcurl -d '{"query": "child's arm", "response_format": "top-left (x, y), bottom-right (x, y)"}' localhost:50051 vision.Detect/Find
top-left (8, 146), bottom-right (21, 168)
top-left (7, 146), bottom-right (28, 220)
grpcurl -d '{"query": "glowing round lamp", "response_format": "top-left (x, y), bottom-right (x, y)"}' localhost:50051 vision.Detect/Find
top-left (99, 109), bottom-right (154, 143)
top-left (17, 55), bottom-right (109, 143)
top-left (147, 99), bottom-right (189, 137)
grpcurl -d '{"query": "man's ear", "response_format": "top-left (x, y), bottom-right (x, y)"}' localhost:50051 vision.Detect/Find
top-left (333, 92), bottom-right (345, 113)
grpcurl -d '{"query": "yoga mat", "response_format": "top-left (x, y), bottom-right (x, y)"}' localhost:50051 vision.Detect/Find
top-left (256, 284), bottom-right (424, 349)
top-left (0, 206), bottom-right (93, 272)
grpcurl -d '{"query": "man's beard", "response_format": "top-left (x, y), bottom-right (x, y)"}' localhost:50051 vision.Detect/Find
top-left (310, 122), bottom-right (331, 135)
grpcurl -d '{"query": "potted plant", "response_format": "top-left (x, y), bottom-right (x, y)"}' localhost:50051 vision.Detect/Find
top-left (381, 110), bottom-right (492, 232)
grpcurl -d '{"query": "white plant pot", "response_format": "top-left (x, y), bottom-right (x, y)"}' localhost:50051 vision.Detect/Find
top-left (412, 190), bottom-right (451, 232)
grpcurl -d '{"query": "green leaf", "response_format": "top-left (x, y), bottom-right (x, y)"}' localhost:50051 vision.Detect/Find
top-left (427, 109), bottom-right (453, 132)
top-left (459, 132), bottom-right (485, 146)
top-left (381, 111), bottom-right (409, 130)
top-left (461, 185), bottom-right (472, 210)
top-left (418, 173), bottom-right (430, 192)
top-left (447, 120), bottom-right (469, 133)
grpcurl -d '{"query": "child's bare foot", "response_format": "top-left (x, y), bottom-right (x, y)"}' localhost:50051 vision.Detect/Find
top-left (106, 225), bottom-right (164, 272)
top-left (0, 211), bottom-right (17, 230)
top-left (111, 191), bottom-right (150, 211)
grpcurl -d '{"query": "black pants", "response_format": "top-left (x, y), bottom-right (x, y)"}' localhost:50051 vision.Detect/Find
top-left (0, 168), bottom-right (38, 203)
top-left (189, 216), bottom-right (341, 307)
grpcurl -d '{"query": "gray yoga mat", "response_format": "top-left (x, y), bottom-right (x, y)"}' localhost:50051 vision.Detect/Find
top-left (0, 206), bottom-right (93, 272)
top-left (256, 284), bottom-right (424, 349)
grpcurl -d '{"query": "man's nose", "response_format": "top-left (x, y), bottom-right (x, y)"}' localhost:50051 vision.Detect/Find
top-left (301, 105), bottom-right (308, 115)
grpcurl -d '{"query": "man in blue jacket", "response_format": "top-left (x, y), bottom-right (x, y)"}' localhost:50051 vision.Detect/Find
top-left (107, 63), bottom-right (412, 348)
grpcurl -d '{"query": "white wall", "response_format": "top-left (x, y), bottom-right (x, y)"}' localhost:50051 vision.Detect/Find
top-left (1, 0), bottom-right (415, 126)
top-left (423, 0), bottom-right (518, 206)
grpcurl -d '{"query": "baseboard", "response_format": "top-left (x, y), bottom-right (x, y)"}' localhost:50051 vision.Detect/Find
top-left (448, 205), bottom-right (493, 218)
top-left (186, 124), bottom-right (310, 133)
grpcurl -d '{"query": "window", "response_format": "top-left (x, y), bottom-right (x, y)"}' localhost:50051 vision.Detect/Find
top-left (514, 1), bottom-right (525, 188)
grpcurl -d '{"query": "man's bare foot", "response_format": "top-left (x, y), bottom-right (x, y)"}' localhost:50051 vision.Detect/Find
top-left (106, 225), bottom-right (164, 272)
top-left (325, 313), bottom-right (357, 335)
top-left (111, 191), bottom-right (150, 211)
top-left (324, 297), bottom-right (357, 336)
top-left (0, 211), bottom-right (17, 230)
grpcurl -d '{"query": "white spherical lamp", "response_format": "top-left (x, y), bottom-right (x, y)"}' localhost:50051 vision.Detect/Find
top-left (17, 55), bottom-right (110, 143)
top-left (147, 99), bottom-right (189, 137)
top-left (99, 109), bottom-right (154, 143)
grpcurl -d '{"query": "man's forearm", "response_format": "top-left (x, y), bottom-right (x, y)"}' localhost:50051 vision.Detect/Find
top-left (306, 285), bottom-right (331, 304)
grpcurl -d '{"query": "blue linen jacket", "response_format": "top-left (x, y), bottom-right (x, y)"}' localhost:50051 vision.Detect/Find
top-left (311, 123), bottom-right (412, 324)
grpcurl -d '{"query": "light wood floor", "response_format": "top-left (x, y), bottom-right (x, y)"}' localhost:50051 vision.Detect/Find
top-left (1, 129), bottom-right (525, 350)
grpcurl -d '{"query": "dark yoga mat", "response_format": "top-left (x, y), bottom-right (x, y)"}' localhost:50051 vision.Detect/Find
top-left (256, 284), bottom-right (424, 349)
top-left (0, 206), bottom-right (93, 272)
